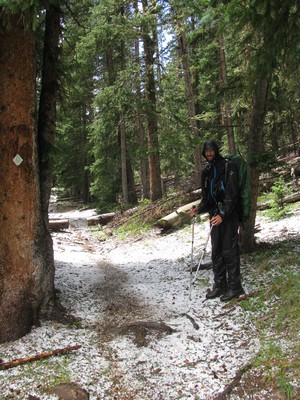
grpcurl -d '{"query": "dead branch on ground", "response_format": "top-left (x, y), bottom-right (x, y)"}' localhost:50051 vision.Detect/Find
top-left (212, 307), bottom-right (236, 319)
top-left (181, 313), bottom-right (200, 330)
top-left (0, 345), bottom-right (81, 370)
top-left (213, 362), bottom-right (252, 400)
top-left (222, 291), bottom-right (260, 309)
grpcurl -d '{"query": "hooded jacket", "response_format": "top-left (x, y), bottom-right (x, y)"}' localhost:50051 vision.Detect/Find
top-left (198, 141), bottom-right (239, 218)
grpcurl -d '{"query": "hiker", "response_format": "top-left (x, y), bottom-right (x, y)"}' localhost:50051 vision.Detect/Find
top-left (190, 140), bottom-right (245, 301)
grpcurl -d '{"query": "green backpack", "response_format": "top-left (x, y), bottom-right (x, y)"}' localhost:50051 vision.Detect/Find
top-left (225, 154), bottom-right (251, 222)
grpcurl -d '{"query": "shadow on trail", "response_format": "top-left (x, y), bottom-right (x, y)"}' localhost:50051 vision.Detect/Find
top-left (94, 262), bottom-right (175, 347)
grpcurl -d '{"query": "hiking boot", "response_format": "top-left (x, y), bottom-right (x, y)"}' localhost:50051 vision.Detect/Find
top-left (206, 287), bottom-right (227, 300)
top-left (220, 288), bottom-right (245, 302)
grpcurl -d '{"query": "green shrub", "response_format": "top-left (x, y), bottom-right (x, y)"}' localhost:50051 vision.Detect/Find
top-left (265, 177), bottom-right (292, 220)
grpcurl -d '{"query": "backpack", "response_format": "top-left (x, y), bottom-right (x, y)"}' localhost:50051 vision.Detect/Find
top-left (225, 154), bottom-right (251, 222)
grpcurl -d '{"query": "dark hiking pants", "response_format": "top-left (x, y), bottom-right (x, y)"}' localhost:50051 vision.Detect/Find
top-left (210, 213), bottom-right (242, 290)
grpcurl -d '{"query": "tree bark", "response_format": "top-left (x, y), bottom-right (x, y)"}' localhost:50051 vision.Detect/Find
top-left (242, 78), bottom-right (270, 252)
top-left (0, 14), bottom-right (54, 343)
top-left (141, 0), bottom-right (162, 201)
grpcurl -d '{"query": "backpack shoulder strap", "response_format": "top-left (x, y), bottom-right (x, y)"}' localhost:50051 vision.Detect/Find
top-left (224, 158), bottom-right (229, 184)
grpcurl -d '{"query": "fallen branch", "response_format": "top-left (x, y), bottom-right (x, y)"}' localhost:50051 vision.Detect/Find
top-left (213, 362), bottom-right (252, 400)
top-left (181, 313), bottom-right (200, 330)
top-left (0, 345), bottom-right (81, 370)
top-left (257, 311), bottom-right (277, 323)
top-left (212, 307), bottom-right (236, 319)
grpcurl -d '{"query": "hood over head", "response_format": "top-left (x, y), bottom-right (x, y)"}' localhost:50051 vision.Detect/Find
top-left (201, 140), bottom-right (221, 160)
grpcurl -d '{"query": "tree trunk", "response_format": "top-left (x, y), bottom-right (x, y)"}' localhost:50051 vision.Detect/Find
top-left (0, 14), bottom-right (54, 343)
top-left (217, 36), bottom-right (236, 154)
top-left (38, 5), bottom-right (61, 217)
top-left (241, 77), bottom-right (270, 252)
top-left (134, 0), bottom-right (149, 199)
top-left (141, 0), bottom-right (162, 201)
top-left (120, 118), bottom-right (128, 203)
top-left (126, 158), bottom-right (138, 205)
top-left (173, 7), bottom-right (202, 187)
top-left (82, 104), bottom-right (91, 204)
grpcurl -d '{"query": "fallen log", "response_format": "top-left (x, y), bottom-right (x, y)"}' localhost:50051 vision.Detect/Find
top-left (0, 345), bottom-right (81, 370)
top-left (87, 212), bottom-right (116, 226)
top-left (156, 200), bottom-right (200, 231)
top-left (257, 192), bottom-right (300, 210)
top-left (49, 219), bottom-right (69, 231)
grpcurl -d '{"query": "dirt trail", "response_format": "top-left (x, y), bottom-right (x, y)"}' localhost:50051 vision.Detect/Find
top-left (49, 205), bottom-right (300, 399)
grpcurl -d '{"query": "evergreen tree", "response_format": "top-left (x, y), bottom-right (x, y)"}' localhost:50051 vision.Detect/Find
top-left (0, 3), bottom-right (56, 342)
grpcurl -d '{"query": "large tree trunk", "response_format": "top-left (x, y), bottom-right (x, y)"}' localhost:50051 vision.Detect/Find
top-left (141, 0), bottom-right (162, 201)
top-left (0, 15), bottom-right (55, 343)
top-left (241, 77), bottom-right (270, 252)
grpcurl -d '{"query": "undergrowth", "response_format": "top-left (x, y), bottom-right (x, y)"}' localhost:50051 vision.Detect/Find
top-left (241, 240), bottom-right (300, 399)
top-left (115, 218), bottom-right (153, 238)
top-left (112, 191), bottom-right (194, 238)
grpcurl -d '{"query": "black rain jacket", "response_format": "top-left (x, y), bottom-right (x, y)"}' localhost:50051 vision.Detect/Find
top-left (198, 143), bottom-right (239, 219)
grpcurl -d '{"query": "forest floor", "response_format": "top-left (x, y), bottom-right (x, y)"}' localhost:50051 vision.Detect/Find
top-left (0, 201), bottom-right (299, 399)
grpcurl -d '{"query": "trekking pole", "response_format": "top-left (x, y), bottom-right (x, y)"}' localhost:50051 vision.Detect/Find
top-left (189, 225), bottom-right (213, 300)
top-left (188, 218), bottom-right (195, 301)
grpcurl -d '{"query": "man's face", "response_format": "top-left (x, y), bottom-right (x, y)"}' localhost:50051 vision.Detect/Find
top-left (205, 149), bottom-right (215, 162)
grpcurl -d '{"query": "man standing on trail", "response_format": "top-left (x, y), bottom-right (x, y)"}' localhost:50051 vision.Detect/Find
top-left (190, 140), bottom-right (245, 301)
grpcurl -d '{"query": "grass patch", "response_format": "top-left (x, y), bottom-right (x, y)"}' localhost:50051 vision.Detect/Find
top-left (114, 217), bottom-right (153, 239)
top-left (263, 204), bottom-right (293, 220)
top-left (242, 239), bottom-right (300, 399)
top-left (247, 240), bottom-right (299, 273)
top-left (195, 277), bottom-right (210, 287)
